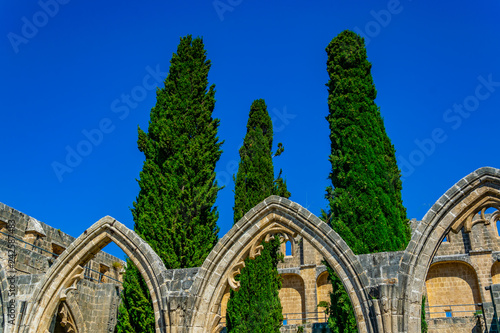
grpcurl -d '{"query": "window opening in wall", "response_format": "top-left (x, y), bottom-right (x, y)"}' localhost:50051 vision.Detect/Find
top-left (99, 264), bottom-right (110, 283)
top-left (497, 220), bottom-right (500, 237)
top-left (285, 241), bottom-right (292, 256)
top-left (445, 310), bottom-right (452, 318)
top-left (485, 207), bottom-right (497, 215)
top-left (51, 243), bottom-right (65, 258)
top-left (442, 233), bottom-right (450, 242)
top-left (0, 220), bottom-right (8, 234)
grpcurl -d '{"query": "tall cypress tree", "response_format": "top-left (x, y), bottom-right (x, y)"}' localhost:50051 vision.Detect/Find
top-left (323, 30), bottom-right (411, 332)
top-left (117, 35), bottom-right (222, 332)
top-left (226, 99), bottom-right (290, 333)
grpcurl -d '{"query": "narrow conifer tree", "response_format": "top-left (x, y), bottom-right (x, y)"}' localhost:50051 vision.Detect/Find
top-left (117, 35), bottom-right (222, 332)
top-left (226, 99), bottom-right (290, 333)
top-left (323, 30), bottom-right (411, 332)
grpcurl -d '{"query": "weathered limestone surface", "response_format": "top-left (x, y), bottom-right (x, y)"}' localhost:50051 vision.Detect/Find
top-left (427, 317), bottom-right (483, 333)
top-left (0, 203), bottom-right (125, 333)
top-left (0, 166), bottom-right (500, 332)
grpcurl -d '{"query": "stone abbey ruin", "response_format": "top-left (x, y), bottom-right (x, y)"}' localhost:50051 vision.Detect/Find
top-left (1, 167), bottom-right (500, 332)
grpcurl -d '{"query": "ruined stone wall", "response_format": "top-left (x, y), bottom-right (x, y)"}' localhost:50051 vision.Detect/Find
top-left (435, 218), bottom-right (500, 257)
top-left (66, 279), bottom-right (121, 333)
top-left (2, 167), bottom-right (499, 333)
top-left (423, 212), bottom-right (500, 331)
top-left (0, 202), bottom-right (125, 281)
top-left (427, 317), bottom-right (482, 333)
top-left (0, 202), bottom-right (125, 333)
top-left (425, 262), bottom-right (481, 318)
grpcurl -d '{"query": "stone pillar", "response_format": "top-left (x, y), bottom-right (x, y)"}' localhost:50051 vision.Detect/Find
top-left (301, 267), bottom-right (318, 322)
top-left (486, 284), bottom-right (500, 332)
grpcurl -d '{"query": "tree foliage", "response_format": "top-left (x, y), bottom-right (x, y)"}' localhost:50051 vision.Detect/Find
top-left (421, 296), bottom-right (428, 333)
top-left (227, 99), bottom-right (289, 332)
top-left (323, 30), bottom-right (411, 332)
top-left (133, 35), bottom-right (222, 268)
top-left (117, 35), bottom-right (222, 332)
top-left (226, 235), bottom-right (284, 333)
top-left (116, 259), bottom-right (154, 333)
top-left (325, 264), bottom-right (357, 333)
top-left (233, 99), bottom-right (290, 223)
top-left (324, 30), bottom-right (410, 255)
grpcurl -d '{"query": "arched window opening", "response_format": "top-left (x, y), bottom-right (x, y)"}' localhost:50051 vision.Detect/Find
top-left (316, 271), bottom-right (332, 306)
top-left (279, 274), bottom-right (306, 325)
top-left (484, 206), bottom-right (497, 215)
top-left (285, 240), bottom-right (292, 256)
top-left (425, 262), bottom-right (481, 319)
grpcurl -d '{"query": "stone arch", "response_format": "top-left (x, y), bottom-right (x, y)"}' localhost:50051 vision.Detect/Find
top-left (190, 196), bottom-right (372, 333)
top-left (491, 261), bottom-right (500, 285)
top-left (316, 271), bottom-right (332, 307)
top-left (401, 167), bottom-right (500, 332)
top-left (219, 284), bottom-right (231, 325)
top-left (280, 273), bottom-right (306, 325)
top-left (425, 261), bottom-right (481, 318)
top-left (19, 216), bottom-right (170, 333)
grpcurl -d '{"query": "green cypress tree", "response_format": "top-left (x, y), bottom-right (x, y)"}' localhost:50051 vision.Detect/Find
top-left (116, 260), bottom-right (154, 333)
top-left (323, 30), bottom-right (411, 332)
top-left (226, 99), bottom-right (289, 333)
top-left (117, 35), bottom-right (222, 332)
top-left (226, 235), bottom-right (283, 333)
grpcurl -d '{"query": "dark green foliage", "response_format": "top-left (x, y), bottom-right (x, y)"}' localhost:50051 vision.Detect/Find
top-left (227, 99), bottom-right (289, 332)
top-left (273, 169), bottom-right (291, 199)
top-left (116, 260), bottom-right (155, 333)
top-left (233, 99), bottom-right (290, 223)
top-left (325, 263), bottom-right (357, 333)
top-left (226, 235), bottom-right (284, 333)
top-left (133, 35), bottom-right (222, 268)
top-left (118, 35), bottom-right (222, 332)
top-left (323, 30), bottom-right (411, 332)
top-left (324, 30), bottom-right (410, 255)
top-left (421, 296), bottom-right (428, 333)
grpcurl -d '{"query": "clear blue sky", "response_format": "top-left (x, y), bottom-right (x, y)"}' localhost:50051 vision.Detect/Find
top-left (2, 1), bottom-right (499, 258)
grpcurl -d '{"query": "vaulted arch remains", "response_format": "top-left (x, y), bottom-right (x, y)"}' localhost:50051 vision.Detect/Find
top-left (280, 273), bottom-right (306, 325)
top-left (425, 262), bottom-right (481, 318)
top-left (316, 271), bottom-right (332, 307)
top-left (401, 167), bottom-right (500, 332)
top-left (19, 216), bottom-right (170, 333)
top-left (190, 196), bottom-right (372, 333)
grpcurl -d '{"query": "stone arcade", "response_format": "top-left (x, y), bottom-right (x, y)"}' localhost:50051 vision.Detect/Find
top-left (1, 167), bottom-right (500, 332)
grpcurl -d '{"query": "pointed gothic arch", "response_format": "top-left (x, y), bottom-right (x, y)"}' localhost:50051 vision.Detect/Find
top-left (400, 167), bottom-right (500, 332)
top-left (189, 196), bottom-right (373, 333)
top-left (19, 216), bottom-right (170, 333)
top-left (56, 290), bottom-right (87, 333)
